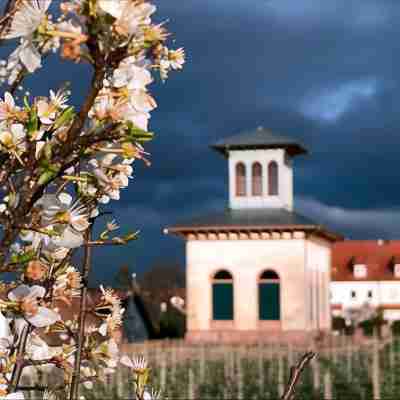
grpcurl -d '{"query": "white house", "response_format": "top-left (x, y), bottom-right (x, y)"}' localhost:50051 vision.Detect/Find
top-left (331, 240), bottom-right (400, 322)
top-left (166, 127), bottom-right (341, 343)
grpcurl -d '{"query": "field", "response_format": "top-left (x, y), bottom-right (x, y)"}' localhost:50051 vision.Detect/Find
top-left (21, 335), bottom-right (400, 399)
top-left (84, 335), bottom-right (399, 400)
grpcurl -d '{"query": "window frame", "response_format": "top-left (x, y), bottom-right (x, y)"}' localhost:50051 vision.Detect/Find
top-left (258, 269), bottom-right (281, 321)
top-left (235, 162), bottom-right (247, 197)
top-left (268, 161), bottom-right (279, 196)
top-left (212, 270), bottom-right (234, 321)
top-left (353, 264), bottom-right (367, 279)
top-left (251, 162), bottom-right (262, 196)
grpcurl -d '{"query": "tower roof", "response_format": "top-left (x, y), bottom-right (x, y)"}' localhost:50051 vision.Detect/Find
top-left (211, 126), bottom-right (308, 157)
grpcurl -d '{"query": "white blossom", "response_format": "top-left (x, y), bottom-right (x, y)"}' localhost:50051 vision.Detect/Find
top-left (0, 92), bottom-right (19, 121)
top-left (3, 0), bottom-right (52, 39)
top-left (112, 59), bottom-right (153, 90)
top-left (98, 1), bottom-right (156, 36)
top-left (0, 123), bottom-right (27, 153)
top-left (120, 355), bottom-right (148, 371)
top-left (8, 285), bottom-right (60, 328)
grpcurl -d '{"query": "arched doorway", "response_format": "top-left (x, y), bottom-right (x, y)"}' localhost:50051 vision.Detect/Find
top-left (212, 270), bottom-right (234, 320)
top-left (258, 270), bottom-right (280, 320)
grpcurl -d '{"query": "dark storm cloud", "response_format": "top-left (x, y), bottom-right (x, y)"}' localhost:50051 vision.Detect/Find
top-left (132, 0), bottom-right (400, 274)
top-left (3, 1), bottom-right (400, 283)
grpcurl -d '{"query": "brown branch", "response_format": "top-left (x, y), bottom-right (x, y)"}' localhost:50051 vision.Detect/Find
top-left (25, 358), bottom-right (60, 367)
top-left (9, 323), bottom-right (30, 393)
top-left (280, 351), bottom-right (316, 400)
top-left (0, 0), bottom-right (19, 39)
top-left (68, 227), bottom-right (92, 400)
top-left (85, 239), bottom-right (128, 246)
top-left (16, 385), bottom-right (48, 392)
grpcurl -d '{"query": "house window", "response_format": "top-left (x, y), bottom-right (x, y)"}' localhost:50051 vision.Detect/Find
top-left (367, 290), bottom-right (373, 299)
top-left (390, 288), bottom-right (398, 300)
top-left (251, 162), bottom-right (262, 196)
top-left (354, 264), bottom-right (367, 278)
top-left (351, 290), bottom-right (356, 299)
top-left (394, 264), bottom-right (400, 278)
top-left (235, 163), bottom-right (246, 196)
top-left (258, 270), bottom-right (280, 320)
top-left (268, 161), bottom-right (278, 195)
top-left (212, 270), bottom-right (234, 320)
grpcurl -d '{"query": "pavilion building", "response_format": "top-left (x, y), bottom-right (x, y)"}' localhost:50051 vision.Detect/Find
top-left (166, 127), bottom-right (341, 343)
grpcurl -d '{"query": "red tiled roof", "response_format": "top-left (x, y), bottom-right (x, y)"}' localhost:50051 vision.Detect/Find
top-left (332, 240), bottom-right (400, 281)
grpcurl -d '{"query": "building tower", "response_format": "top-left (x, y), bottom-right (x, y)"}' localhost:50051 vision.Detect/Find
top-left (166, 127), bottom-right (341, 343)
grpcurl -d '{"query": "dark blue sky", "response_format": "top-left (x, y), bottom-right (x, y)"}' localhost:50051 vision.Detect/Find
top-left (4, 0), bottom-right (400, 284)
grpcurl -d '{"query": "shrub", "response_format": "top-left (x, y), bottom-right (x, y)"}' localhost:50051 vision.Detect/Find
top-left (359, 312), bottom-right (386, 337)
top-left (159, 307), bottom-right (186, 339)
top-left (332, 316), bottom-right (346, 333)
top-left (391, 320), bottom-right (400, 336)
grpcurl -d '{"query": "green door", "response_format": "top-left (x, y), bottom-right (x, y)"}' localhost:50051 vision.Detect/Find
top-left (212, 283), bottom-right (233, 320)
top-left (259, 282), bottom-right (280, 320)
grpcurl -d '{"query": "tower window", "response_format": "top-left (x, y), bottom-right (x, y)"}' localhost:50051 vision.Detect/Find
top-left (268, 161), bottom-right (278, 195)
top-left (351, 290), bottom-right (356, 299)
top-left (235, 162), bottom-right (246, 196)
top-left (251, 162), bottom-right (262, 196)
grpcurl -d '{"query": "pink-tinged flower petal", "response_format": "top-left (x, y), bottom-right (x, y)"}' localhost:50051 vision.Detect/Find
top-left (35, 141), bottom-right (45, 159)
top-left (120, 355), bottom-right (133, 368)
top-left (53, 226), bottom-right (84, 248)
top-left (71, 216), bottom-right (90, 232)
top-left (101, 153), bottom-right (117, 166)
top-left (4, 92), bottom-right (15, 108)
top-left (26, 307), bottom-right (60, 328)
top-left (38, 116), bottom-right (54, 125)
top-left (4, 392), bottom-right (25, 399)
top-left (98, 323), bottom-right (107, 337)
top-left (0, 312), bottom-right (10, 339)
top-left (99, 195), bottom-right (110, 204)
top-left (83, 381), bottom-right (93, 389)
top-left (8, 285), bottom-right (30, 301)
top-left (19, 41), bottom-right (42, 73)
top-left (98, 0), bottom-right (123, 19)
top-left (58, 192), bottom-right (72, 206)
top-left (130, 90), bottom-right (157, 113)
top-left (26, 285), bottom-right (46, 300)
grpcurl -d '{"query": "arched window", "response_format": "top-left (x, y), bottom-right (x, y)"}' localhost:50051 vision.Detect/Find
top-left (258, 270), bottom-right (280, 320)
top-left (268, 161), bottom-right (278, 195)
top-left (235, 163), bottom-right (246, 196)
top-left (212, 270), bottom-right (234, 320)
top-left (251, 162), bottom-right (262, 196)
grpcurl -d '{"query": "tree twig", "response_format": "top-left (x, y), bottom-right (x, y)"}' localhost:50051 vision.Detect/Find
top-left (68, 227), bottom-right (92, 400)
top-left (280, 351), bottom-right (316, 400)
top-left (0, 0), bottom-right (19, 39)
top-left (9, 323), bottom-right (30, 393)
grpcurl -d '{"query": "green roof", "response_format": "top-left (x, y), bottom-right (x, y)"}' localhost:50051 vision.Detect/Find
top-left (211, 126), bottom-right (307, 156)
